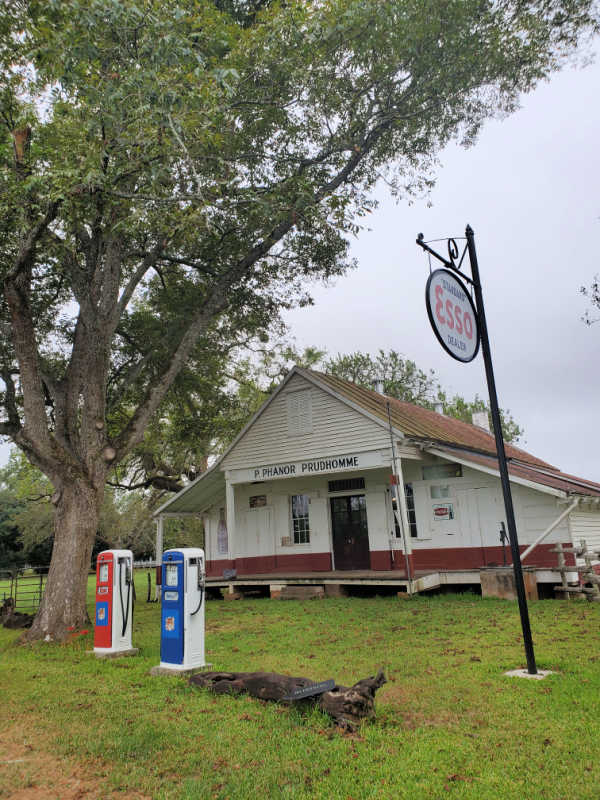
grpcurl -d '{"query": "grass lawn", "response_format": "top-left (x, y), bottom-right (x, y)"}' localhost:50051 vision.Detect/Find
top-left (1, 574), bottom-right (600, 799)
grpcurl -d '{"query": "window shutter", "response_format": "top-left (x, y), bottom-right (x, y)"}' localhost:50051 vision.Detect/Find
top-left (297, 391), bottom-right (312, 434)
top-left (287, 390), bottom-right (312, 436)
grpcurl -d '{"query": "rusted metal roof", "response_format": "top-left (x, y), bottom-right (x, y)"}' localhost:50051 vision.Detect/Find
top-left (155, 366), bottom-right (600, 516)
top-left (432, 446), bottom-right (600, 498)
top-left (309, 370), bottom-right (555, 469)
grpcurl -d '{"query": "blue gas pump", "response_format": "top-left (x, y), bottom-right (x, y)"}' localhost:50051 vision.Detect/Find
top-left (159, 548), bottom-right (206, 671)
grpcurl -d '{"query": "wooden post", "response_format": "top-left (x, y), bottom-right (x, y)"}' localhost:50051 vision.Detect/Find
top-left (225, 479), bottom-right (236, 563)
top-left (557, 543), bottom-right (569, 601)
top-left (155, 516), bottom-right (164, 601)
top-left (581, 541), bottom-right (600, 600)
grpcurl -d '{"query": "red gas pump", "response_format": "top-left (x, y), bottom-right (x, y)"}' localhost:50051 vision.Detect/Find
top-left (93, 549), bottom-right (136, 656)
top-left (94, 551), bottom-right (114, 649)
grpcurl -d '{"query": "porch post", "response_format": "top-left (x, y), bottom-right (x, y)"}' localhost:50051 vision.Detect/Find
top-left (385, 402), bottom-right (413, 589)
top-left (155, 514), bottom-right (164, 600)
top-left (225, 475), bottom-right (236, 562)
top-left (394, 455), bottom-right (413, 561)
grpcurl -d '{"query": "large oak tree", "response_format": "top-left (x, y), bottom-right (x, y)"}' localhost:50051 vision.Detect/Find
top-left (0, 0), bottom-right (597, 640)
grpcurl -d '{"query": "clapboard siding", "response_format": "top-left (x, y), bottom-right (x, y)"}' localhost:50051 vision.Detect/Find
top-left (569, 510), bottom-right (600, 551)
top-left (222, 374), bottom-right (393, 470)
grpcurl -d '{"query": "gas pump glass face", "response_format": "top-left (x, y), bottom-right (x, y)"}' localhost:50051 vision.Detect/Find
top-left (165, 564), bottom-right (178, 587)
top-left (99, 563), bottom-right (109, 583)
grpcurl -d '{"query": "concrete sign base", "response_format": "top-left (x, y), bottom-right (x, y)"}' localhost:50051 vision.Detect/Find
top-left (504, 668), bottom-right (554, 680)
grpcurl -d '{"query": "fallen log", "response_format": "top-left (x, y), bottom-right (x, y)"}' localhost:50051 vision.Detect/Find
top-left (189, 669), bottom-right (386, 730)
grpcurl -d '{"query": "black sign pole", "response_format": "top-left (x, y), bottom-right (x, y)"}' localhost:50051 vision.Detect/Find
top-left (465, 225), bottom-right (537, 675)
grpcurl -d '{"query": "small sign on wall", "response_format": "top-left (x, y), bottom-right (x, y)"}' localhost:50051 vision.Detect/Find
top-left (432, 503), bottom-right (454, 521)
top-left (249, 495), bottom-right (267, 508)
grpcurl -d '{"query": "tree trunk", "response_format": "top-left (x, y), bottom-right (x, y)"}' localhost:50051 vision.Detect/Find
top-left (24, 480), bottom-right (102, 643)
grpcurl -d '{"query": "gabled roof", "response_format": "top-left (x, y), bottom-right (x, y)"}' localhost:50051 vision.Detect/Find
top-left (155, 365), bottom-right (598, 516)
top-left (309, 370), bottom-right (554, 469)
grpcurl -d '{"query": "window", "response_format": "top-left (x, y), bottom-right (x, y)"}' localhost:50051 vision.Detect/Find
top-left (291, 494), bottom-right (310, 544)
top-left (390, 485), bottom-right (418, 539)
top-left (422, 463), bottom-right (462, 480)
top-left (405, 484), bottom-right (418, 538)
top-left (430, 485), bottom-right (450, 499)
top-left (328, 477), bottom-right (365, 493)
top-left (217, 507), bottom-right (228, 554)
top-left (287, 390), bottom-right (312, 436)
top-left (165, 564), bottom-right (178, 587)
top-left (249, 495), bottom-right (267, 508)
top-left (391, 492), bottom-right (401, 537)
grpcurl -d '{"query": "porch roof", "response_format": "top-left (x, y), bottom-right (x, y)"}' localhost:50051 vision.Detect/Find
top-left (154, 461), bottom-right (226, 516)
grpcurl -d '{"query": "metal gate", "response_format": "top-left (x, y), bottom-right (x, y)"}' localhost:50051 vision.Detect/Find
top-left (0, 567), bottom-right (48, 614)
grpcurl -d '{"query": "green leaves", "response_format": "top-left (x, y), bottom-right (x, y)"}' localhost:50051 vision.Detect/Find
top-left (0, 0), bottom-right (593, 478)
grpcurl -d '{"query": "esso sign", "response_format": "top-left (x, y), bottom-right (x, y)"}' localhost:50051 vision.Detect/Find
top-left (425, 269), bottom-right (480, 363)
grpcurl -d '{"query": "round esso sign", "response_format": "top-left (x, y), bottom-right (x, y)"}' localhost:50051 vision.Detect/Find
top-left (425, 269), bottom-right (480, 363)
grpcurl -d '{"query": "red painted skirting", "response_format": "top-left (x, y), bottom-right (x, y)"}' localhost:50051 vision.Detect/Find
top-left (369, 550), bottom-right (392, 570)
top-left (206, 542), bottom-right (573, 577)
top-left (410, 542), bottom-right (574, 571)
top-left (206, 559), bottom-right (235, 578)
top-left (206, 552), bottom-right (331, 577)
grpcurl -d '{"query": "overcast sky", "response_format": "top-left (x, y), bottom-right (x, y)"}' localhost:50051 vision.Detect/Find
top-left (284, 53), bottom-right (600, 481)
top-left (1, 53), bottom-right (599, 480)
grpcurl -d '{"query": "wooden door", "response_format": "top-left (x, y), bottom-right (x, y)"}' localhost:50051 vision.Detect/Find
top-left (330, 495), bottom-right (370, 570)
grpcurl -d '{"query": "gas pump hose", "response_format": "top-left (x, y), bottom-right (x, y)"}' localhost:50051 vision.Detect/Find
top-left (119, 560), bottom-right (132, 637)
top-left (190, 584), bottom-right (204, 616)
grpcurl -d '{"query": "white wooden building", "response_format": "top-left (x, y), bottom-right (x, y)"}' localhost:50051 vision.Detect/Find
top-left (155, 367), bottom-right (600, 593)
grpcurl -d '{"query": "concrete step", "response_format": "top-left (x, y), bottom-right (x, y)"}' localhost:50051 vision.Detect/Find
top-left (273, 585), bottom-right (325, 600)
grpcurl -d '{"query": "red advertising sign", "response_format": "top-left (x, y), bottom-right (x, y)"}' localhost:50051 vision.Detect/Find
top-left (432, 503), bottom-right (454, 520)
top-left (425, 269), bottom-right (480, 363)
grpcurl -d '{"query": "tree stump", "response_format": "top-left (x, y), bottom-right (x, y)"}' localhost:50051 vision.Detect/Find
top-left (0, 598), bottom-right (33, 629)
top-left (189, 669), bottom-right (386, 730)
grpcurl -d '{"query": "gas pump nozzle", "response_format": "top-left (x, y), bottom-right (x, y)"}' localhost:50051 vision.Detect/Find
top-left (190, 556), bottom-right (205, 616)
top-left (118, 556), bottom-right (133, 636)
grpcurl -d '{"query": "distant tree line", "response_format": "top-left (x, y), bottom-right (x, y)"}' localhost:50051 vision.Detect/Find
top-left (0, 450), bottom-right (202, 570)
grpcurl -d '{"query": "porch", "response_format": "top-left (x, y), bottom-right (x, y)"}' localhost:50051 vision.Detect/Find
top-left (204, 566), bottom-right (571, 598)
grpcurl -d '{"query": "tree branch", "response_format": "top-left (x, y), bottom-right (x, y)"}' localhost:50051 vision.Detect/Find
top-left (1, 367), bottom-right (21, 432)
top-left (5, 200), bottom-right (62, 283)
top-left (111, 114), bottom-right (394, 462)
top-left (4, 285), bottom-right (54, 464)
top-left (107, 474), bottom-right (183, 493)
top-left (157, 253), bottom-right (217, 276)
top-left (115, 246), bottom-right (163, 321)
top-left (108, 352), bottom-right (152, 409)
top-left (0, 420), bottom-right (19, 437)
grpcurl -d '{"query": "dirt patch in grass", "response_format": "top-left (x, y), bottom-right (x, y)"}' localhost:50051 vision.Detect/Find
top-left (0, 722), bottom-right (150, 800)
